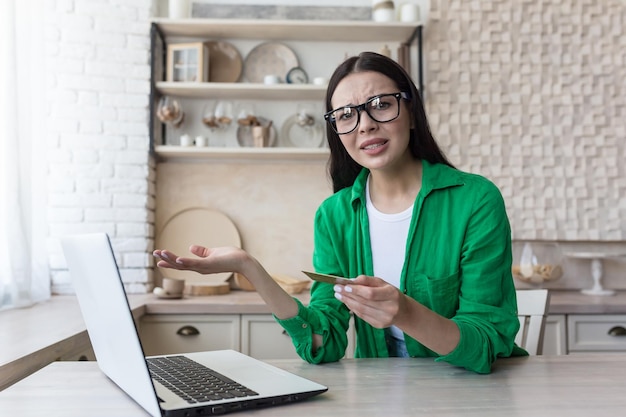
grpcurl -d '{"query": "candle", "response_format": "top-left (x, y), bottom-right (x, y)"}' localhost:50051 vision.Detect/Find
top-left (372, 0), bottom-right (396, 22)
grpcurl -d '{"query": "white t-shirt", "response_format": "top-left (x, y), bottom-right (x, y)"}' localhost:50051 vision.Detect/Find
top-left (366, 176), bottom-right (413, 341)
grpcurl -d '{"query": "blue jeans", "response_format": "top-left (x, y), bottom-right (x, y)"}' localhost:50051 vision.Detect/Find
top-left (385, 329), bottom-right (409, 358)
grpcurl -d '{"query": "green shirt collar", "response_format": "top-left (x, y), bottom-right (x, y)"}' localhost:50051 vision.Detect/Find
top-left (349, 160), bottom-right (464, 209)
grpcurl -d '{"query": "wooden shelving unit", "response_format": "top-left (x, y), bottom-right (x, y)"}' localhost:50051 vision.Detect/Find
top-left (149, 18), bottom-right (423, 160)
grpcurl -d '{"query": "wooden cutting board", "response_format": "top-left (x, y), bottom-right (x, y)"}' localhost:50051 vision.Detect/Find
top-left (156, 207), bottom-right (241, 290)
top-left (184, 282), bottom-right (231, 296)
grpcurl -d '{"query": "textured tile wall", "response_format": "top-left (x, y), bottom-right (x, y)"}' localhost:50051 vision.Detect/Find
top-left (425, 0), bottom-right (626, 241)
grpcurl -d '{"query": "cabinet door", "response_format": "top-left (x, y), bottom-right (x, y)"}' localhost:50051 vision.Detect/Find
top-left (241, 314), bottom-right (356, 360)
top-left (240, 315), bottom-right (300, 360)
top-left (568, 314), bottom-right (626, 352)
top-left (542, 315), bottom-right (567, 355)
top-left (139, 314), bottom-right (240, 356)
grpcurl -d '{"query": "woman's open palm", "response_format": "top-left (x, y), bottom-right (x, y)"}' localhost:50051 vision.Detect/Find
top-left (153, 245), bottom-right (246, 276)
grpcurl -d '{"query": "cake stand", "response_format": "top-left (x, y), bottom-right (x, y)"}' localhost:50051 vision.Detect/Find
top-left (564, 252), bottom-right (626, 296)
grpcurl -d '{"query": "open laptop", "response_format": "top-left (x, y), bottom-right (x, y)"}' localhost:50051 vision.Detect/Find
top-left (61, 233), bottom-right (327, 416)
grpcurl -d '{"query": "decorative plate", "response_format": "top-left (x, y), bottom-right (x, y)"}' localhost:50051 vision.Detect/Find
top-left (206, 41), bottom-right (243, 83)
top-left (280, 113), bottom-right (324, 148)
top-left (243, 42), bottom-right (299, 83)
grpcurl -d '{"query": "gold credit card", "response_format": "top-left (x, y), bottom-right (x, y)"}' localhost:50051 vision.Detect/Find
top-left (301, 271), bottom-right (353, 285)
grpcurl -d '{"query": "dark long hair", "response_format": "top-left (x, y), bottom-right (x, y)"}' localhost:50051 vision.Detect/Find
top-left (325, 51), bottom-right (454, 193)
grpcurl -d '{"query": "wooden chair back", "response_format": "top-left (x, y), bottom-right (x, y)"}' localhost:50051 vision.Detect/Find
top-left (514, 289), bottom-right (550, 355)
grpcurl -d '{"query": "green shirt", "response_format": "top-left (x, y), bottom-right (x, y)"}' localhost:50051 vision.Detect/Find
top-left (276, 160), bottom-right (525, 374)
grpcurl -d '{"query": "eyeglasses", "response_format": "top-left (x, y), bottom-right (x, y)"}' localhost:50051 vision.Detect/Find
top-left (324, 92), bottom-right (411, 135)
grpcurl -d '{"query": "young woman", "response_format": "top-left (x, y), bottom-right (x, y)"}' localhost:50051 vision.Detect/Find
top-left (154, 52), bottom-right (524, 374)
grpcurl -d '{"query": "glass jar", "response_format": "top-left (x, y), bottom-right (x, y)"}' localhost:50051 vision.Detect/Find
top-left (512, 241), bottom-right (563, 284)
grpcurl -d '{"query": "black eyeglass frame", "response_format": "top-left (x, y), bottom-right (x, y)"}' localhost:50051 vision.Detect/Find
top-left (324, 91), bottom-right (412, 135)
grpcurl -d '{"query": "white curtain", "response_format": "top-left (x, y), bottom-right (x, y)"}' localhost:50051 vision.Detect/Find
top-left (0, 0), bottom-right (50, 311)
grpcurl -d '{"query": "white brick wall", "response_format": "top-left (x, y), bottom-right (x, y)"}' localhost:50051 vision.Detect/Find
top-left (47, 0), bottom-right (156, 294)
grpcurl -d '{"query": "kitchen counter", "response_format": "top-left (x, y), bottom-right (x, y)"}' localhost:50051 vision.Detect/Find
top-left (0, 295), bottom-right (149, 391)
top-left (143, 290), bottom-right (311, 314)
top-left (547, 290), bottom-right (626, 314)
top-left (1, 290), bottom-right (625, 391)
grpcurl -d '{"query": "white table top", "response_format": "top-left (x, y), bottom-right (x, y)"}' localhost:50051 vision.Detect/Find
top-left (2, 355), bottom-right (626, 417)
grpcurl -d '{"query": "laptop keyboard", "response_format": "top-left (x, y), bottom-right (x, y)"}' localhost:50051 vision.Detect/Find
top-left (147, 356), bottom-right (259, 404)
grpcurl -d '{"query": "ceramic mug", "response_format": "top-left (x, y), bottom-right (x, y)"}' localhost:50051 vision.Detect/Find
top-left (195, 135), bottom-right (208, 147)
top-left (162, 277), bottom-right (185, 295)
top-left (179, 134), bottom-right (193, 146)
top-left (263, 74), bottom-right (281, 85)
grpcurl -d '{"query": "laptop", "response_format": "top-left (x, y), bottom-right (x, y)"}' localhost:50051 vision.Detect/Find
top-left (61, 233), bottom-right (327, 416)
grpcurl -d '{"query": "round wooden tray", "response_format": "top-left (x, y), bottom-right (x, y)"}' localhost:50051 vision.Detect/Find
top-left (157, 207), bottom-right (241, 286)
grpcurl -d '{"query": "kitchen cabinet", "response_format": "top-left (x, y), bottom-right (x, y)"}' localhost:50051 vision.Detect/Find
top-left (139, 313), bottom-right (356, 360)
top-left (540, 314), bottom-right (626, 355)
top-left (240, 314), bottom-right (300, 359)
top-left (141, 311), bottom-right (615, 359)
top-left (149, 18), bottom-right (423, 160)
top-left (567, 314), bottom-right (626, 353)
top-left (139, 314), bottom-right (241, 356)
top-left (241, 314), bottom-right (356, 360)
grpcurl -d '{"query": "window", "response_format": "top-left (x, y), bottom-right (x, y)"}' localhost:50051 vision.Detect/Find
top-left (0, 0), bottom-right (50, 310)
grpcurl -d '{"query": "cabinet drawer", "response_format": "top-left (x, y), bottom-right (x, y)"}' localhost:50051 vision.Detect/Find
top-left (543, 315), bottom-right (567, 355)
top-left (139, 314), bottom-right (240, 356)
top-left (241, 315), bottom-right (300, 360)
top-left (568, 314), bottom-right (626, 352)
